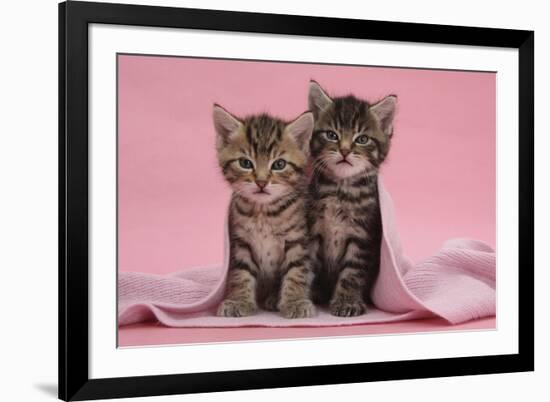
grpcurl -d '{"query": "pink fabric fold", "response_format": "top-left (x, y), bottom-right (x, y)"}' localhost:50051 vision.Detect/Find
top-left (118, 180), bottom-right (495, 327)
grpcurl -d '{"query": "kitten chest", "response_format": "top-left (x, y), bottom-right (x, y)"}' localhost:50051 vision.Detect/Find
top-left (315, 197), bottom-right (367, 262)
top-left (239, 215), bottom-right (285, 276)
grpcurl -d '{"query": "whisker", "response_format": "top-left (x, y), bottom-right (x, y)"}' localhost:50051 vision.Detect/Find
top-left (310, 157), bottom-right (332, 191)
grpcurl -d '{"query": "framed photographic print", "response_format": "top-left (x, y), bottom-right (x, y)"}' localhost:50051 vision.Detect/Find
top-left (59, 1), bottom-right (534, 400)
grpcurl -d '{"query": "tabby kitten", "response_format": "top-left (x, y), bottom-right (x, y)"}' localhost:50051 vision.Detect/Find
top-left (213, 104), bottom-right (316, 319)
top-left (307, 80), bottom-right (397, 317)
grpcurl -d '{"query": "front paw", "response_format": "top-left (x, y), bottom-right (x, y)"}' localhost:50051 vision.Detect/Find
top-left (279, 299), bottom-right (316, 319)
top-left (217, 299), bottom-right (257, 317)
top-left (330, 298), bottom-right (367, 317)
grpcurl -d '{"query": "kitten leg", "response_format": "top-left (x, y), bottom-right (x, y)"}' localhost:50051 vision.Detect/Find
top-left (279, 265), bottom-right (316, 318)
top-left (278, 234), bottom-right (316, 318)
top-left (278, 253), bottom-right (316, 319)
top-left (329, 238), bottom-right (371, 317)
top-left (329, 266), bottom-right (368, 317)
top-left (217, 268), bottom-right (258, 317)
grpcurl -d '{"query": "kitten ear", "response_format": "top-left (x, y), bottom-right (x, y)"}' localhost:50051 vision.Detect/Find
top-left (308, 80), bottom-right (333, 117)
top-left (213, 104), bottom-right (242, 146)
top-left (286, 111), bottom-right (314, 153)
top-left (370, 95), bottom-right (397, 137)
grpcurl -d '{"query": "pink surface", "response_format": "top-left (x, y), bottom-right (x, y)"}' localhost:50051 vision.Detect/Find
top-left (119, 317), bottom-right (496, 347)
top-left (118, 55), bottom-right (496, 275)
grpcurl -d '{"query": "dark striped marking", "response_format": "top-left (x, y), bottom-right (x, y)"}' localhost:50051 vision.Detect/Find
top-left (284, 257), bottom-right (308, 273)
top-left (284, 238), bottom-right (308, 253)
top-left (233, 238), bottom-right (261, 270)
top-left (230, 260), bottom-right (258, 277)
top-left (266, 194), bottom-right (299, 217)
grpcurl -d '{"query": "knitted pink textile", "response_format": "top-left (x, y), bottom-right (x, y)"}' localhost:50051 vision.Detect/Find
top-left (118, 180), bottom-right (495, 327)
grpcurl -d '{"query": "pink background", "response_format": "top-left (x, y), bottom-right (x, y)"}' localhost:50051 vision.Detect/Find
top-left (118, 54), bottom-right (496, 276)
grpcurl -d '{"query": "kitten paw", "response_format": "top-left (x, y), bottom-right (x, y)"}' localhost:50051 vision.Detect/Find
top-left (263, 295), bottom-right (280, 311)
top-left (279, 299), bottom-right (316, 319)
top-left (216, 299), bottom-right (257, 317)
top-left (329, 299), bottom-right (367, 317)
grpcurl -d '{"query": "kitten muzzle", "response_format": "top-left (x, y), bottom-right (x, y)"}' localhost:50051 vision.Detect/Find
top-left (254, 189), bottom-right (270, 195)
top-left (336, 158), bottom-right (353, 166)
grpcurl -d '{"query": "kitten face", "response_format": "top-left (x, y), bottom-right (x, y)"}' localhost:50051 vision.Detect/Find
top-left (308, 81), bottom-right (397, 180)
top-left (213, 105), bottom-right (313, 204)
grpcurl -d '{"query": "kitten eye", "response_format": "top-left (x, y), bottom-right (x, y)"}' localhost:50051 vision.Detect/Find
top-left (271, 159), bottom-right (287, 171)
top-left (324, 130), bottom-right (339, 142)
top-left (238, 158), bottom-right (254, 169)
top-left (355, 135), bottom-right (370, 145)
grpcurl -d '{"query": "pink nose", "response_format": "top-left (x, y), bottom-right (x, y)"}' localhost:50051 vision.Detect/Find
top-left (340, 149), bottom-right (351, 157)
top-left (255, 180), bottom-right (268, 189)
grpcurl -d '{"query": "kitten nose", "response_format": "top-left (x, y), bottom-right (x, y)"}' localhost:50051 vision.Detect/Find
top-left (255, 180), bottom-right (268, 189)
top-left (340, 149), bottom-right (351, 157)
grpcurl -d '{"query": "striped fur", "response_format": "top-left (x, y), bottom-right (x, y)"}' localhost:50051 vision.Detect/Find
top-left (307, 81), bottom-right (397, 316)
top-left (213, 105), bottom-right (316, 318)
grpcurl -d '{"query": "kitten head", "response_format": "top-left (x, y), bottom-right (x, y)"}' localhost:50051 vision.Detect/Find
top-left (213, 104), bottom-right (313, 204)
top-left (308, 80), bottom-right (397, 180)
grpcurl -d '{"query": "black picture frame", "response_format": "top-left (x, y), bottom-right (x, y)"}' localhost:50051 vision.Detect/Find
top-left (59, 1), bottom-right (534, 400)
